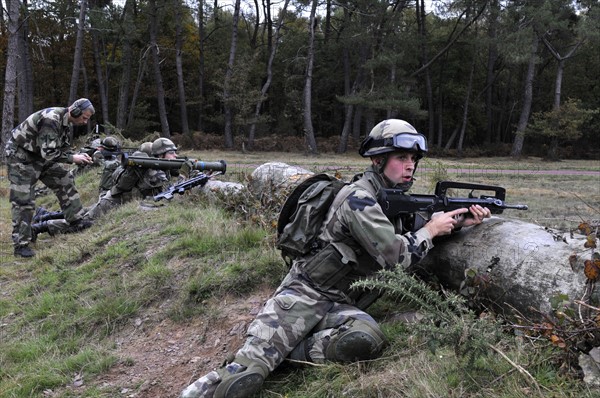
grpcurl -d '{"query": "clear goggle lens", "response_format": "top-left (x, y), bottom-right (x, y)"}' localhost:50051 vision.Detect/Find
top-left (392, 133), bottom-right (428, 152)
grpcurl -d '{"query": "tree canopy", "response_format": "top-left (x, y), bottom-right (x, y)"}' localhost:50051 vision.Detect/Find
top-left (1, 0), bottom-right (598, 158)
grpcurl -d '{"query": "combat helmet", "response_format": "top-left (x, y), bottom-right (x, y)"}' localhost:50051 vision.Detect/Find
top-left (151, 138), bottom-right (177, 156)
top-left (139, 142), bottom-right (153, 156)
top-left (359, 119), bottom-right (428, 191)
top-left (359, 119), bottom-right (427, 158)
top-left (101, 136), bottom-right (120, 152)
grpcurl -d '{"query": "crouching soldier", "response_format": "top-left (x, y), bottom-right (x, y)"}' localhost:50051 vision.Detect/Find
top-left (179, 119), bottom-right (492, 398)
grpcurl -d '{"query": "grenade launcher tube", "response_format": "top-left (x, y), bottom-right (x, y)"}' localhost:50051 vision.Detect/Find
top-left (121, 154), bottom-right (226, 173)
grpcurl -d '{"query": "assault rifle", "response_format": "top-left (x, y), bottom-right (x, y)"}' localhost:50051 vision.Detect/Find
top-left (153, 171), bottom-right (224, 202)
top-left (379, 181), bottom-right (528, 229)
top-left (121, 153), bottom-right (227, 173)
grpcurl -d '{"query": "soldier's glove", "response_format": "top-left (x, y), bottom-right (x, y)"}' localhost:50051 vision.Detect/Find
top-left (180, 160), bottom-right (200, 179)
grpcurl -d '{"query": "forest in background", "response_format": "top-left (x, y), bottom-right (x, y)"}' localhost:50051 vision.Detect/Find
top-left (0, 0), bottom-right (599, 159)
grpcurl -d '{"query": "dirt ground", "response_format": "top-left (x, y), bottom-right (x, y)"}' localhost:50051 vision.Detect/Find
top-left (55, 289), bottom-right (273, 398)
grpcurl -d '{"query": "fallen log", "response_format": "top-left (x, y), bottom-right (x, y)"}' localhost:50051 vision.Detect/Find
top-left (416, 217), bottom-right (593, 319)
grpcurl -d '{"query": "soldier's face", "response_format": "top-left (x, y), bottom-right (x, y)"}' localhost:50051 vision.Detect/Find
top-left (383, 151), bottom-right (417, 185)
top-left (73, 110), bottom-right (93, 125)
top-left (163, 150), bottom-right (177, 160)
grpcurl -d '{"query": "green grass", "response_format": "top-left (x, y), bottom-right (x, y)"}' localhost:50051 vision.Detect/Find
top-left (0, 152), bottom-right (598, 397)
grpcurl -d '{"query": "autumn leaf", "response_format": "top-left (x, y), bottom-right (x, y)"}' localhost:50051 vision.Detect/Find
top-left (569, 254), bottom-right (578, 271)
top-left (584, 259), bottom-right (600, 281)
top-left (550, 335), bottom-right (566, 348)
top-left (578, 222), bottom-right (592, 235)
top-left (584, 234), bottom-right (597, 249)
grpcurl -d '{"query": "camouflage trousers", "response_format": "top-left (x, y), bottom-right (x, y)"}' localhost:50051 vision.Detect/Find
top-left (235, 269), bottom-right (384, 372)
top-left (44, 190), bottom-right (130, 235)
top-left (7, 148), bottom-right (85, 247)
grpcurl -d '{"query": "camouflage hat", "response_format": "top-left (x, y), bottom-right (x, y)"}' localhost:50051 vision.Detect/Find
top-left (151, 138), bottom-right (177, 156)
top-left (359, 119), bottom-right (428, 158)
top-left (101, 136), bottom-right (120, 151)
top-left (139, 142), bottom-right (153, 156)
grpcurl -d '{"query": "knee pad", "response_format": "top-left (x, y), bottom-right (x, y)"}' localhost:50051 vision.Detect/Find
top-left (214, 356), bottom-right (269, 398)
top-left (325, 319), bottom-right (387, 362)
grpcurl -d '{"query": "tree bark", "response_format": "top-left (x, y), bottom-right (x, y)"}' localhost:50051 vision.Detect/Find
top-left (417, 217), bottom-right (591, 319)
top-left (223, 0), bottom-right (241, 149)
top-left (148, 0), bottom-right (170, 137)
top-left (92, 29), bottom-right (110, 124)
top-left (484, 0), bottom-right (499, 145)
top-left (246, 0), bottom-right (290, 151)
top-left (17, 0), bottom-right (33, 121)
top-left (510, 34), bottom-right (539, 158)
top-left (69, 0), bottom-right (88, 103)
top-left (117, 0), bottom-right (134, 130)
top-left (302, 0), bottom-right (319, 155)
top-left (1, 0), bottom-right (21, 163)
top-left (174, 0), bottom-right (189, 135)
top-left (196, 0), bottom-right (206, 132)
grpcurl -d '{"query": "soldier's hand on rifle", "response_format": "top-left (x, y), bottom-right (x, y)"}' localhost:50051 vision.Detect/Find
top-left (455, 205), bottom-right (491, 228)
top-left (73, 153), bottom-right (93, 165)
top-left (425, 208), bottom-right (470, 237)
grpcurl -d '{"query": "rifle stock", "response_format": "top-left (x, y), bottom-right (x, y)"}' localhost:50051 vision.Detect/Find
top-left (379, 181), bottom-right (528, 219)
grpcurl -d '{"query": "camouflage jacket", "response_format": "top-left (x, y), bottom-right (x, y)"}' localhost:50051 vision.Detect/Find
top-left (293, 166), bottom-right (433, 306)
top-left (109, 152), bottom-right (170, 198)
top-left (8, 107), bottom-right (76, 163)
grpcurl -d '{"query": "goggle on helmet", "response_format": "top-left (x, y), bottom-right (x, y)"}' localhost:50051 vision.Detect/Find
top-left (359, 119), bottom-right (428, 158)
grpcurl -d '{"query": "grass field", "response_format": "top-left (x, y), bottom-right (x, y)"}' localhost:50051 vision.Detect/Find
top-left (0, 151), bottom-right (599, 397)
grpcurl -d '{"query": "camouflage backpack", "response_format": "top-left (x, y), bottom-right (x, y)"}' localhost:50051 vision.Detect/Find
top-left (276, 173), bottom-right (348, 265)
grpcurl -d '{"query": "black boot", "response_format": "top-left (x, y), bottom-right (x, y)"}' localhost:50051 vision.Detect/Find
top-left (68, 218), bottom-right (94, 233)
top-left (31, 221), bottom-right (50, 242)
top-left (14, 245), bottom-right (35, 258)
top-left (33, 207), bottom-right (64, 223)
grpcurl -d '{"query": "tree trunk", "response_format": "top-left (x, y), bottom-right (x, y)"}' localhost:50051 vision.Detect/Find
top-left (457, 57), bottom-right (475, 154)
top-left (223, 0), bottom-right (241, 149)
top-left (92, 30), bottom-right (110, 125)
top-left (247, 0), bottom-right (289, 151)
top-left (416, 0), bottom-right (434, 145)
top-left (116, 0), bottom-right (134, 130)
top-left (302, 0), bottom-right (319, 155)
top-left (510, 34), bottom-right (539, 158)
top-left (484, 0), bottom-right (499, 145)
top-left (17, 0), bottom-right (33, 121)
top-left (174, 0), bottom-right (189, 135)
top-left (69, 0), bottom-right (88, 103)
top-left (418, 217), bottom-right (592, 319)
top-left (542, 35), bottom-right (582, 111)
top-left (149, 0), bottom-right (170, 137)
top-left (127, 49), bottom-right (149, 129)
top-left (196, 0), bottom-right (206, 132)
top-left (1, 0), bottom-right (21, 163)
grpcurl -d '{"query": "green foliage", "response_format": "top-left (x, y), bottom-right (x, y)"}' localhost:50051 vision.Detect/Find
top-left (353, 269), bottom-right (503, 367)
top-left (526, 98), bottom-right (598, 159)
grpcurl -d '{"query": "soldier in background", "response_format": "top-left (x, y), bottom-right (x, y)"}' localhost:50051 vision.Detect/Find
top-left (4, 98), bottom-right (96, 258)
top-left (31, 138), bottom-right (181, 238)
top-left (94, 136), bottom-right (123, 198)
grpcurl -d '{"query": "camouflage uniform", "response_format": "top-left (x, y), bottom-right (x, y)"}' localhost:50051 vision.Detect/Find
top-left (181, 119), bottom-right (439, 398)
top-left (181, 167), bottom-right (433, 398)
top-left (237, 167), bottom-right (432, 366)
top-left (5, 106), bottom-right (87, 251)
